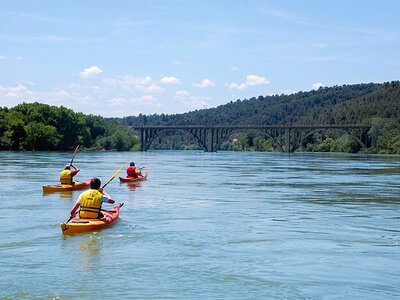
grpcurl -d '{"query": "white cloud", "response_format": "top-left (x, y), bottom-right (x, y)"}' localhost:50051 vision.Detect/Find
top-left (130, 95), bottom-right (158, 105)
top-left (108, 97), bottom-right (128, 106)
top-left (174, 90), bottom-right (210, 110)
top-left (68, 83), bottom-right (81, 90)
top-left (226, 75), bottom-right (270, 91)
top-left (175, 90), bottom-right (190, 97)
top-left (0, 56), bottom-right (5, 59)
top-left (192, 79), bottom-right (215, 88)
top-left (160, 76), bottom-right (180, 85)
top-left (122, 85), bottom-right (133, 92)
top-left (312, 82), bottom-right (324, 89)
top-left (18, 80), bottom-right (35, 86)
top-left (230, 67), bottom-right (239, 71)
top-left (187, 96), bottom-right (210, 109)
top-left (79, 66), bottom-right (103, 79)
top-left (103, 75), bottom-right (152, 86)
top-left (87, 85), bottom-right (101, 91)
top-left (280, 89), bottom-right (296, 95)
top-left (135, 84), bottom-right (165, 94)
top-left (17, 56), bottom-right (23, 60)
top-left (226, 82), bottom-right (246, 91)
top-left (246, 75), bottom-right (270, 86)
top-left (1, 84), bottom-right (31, 98)
top-left (0, 83), bottom-right (92, 109)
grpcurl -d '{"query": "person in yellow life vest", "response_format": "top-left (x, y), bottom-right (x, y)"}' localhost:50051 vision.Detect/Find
top-left (60, 164), bottom-right (80, 185)
top-left (69, 177), bottom-right (115, 219)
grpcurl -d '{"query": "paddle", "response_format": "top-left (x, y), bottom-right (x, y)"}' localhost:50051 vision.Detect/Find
top-left (62, 162), bottom-right (128, 231)
top-left (70, 145), bottom-right (79, 165)
top-left (138, 166), bottom-right (146, 175)
top-left (102, 162), bottom-right (129, 189)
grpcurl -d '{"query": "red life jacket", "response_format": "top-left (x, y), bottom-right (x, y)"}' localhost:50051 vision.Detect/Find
top-left (127, 166), bottom-right (138, 178)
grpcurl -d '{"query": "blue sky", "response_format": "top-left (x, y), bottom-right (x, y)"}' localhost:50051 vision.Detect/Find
top-left (1, 0), bottom-right (400, 117)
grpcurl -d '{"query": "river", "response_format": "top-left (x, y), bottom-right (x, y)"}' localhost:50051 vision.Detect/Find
top-left (0, 151), bottom-right (399, 299)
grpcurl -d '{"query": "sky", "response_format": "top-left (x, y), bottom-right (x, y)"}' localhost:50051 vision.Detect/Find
top-left (1, 0), bottom-right (400, 118)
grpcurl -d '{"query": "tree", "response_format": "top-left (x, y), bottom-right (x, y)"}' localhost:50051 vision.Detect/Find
top-left (4, 111), bottom-right (26, 150)
top-left (22, 122), bottom-right (60, 150)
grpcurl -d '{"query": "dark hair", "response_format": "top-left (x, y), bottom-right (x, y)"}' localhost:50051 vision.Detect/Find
top-left (90, 177), bottom-right (101, 189)
top-left (130, 162), bottom-right (135, 166)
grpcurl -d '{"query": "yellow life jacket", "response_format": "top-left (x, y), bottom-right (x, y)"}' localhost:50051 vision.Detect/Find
top-left (60, 170), bottom-right (72, 184)
top-left (79, 189), bottom-right (102, 219)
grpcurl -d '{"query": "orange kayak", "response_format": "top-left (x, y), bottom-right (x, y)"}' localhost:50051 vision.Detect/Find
top-left (119, 171), bottom-right (148, 182)
top-left (42, 178), bottom-right (91, 192)
top-left (60, 203), bottom-right (123, 235)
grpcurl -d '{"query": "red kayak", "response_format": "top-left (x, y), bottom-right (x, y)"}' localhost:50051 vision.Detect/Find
top-left (60, 203), bottom-right (124, 235)
top-left (119, 171), bottom-right (148, 182)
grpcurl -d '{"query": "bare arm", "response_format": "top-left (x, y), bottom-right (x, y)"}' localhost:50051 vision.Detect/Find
top-left (70, 202), bottom-right (80, 218)
top-left (98, 188), bottom-right (115, 204)
top-left (70, 164), bottom-right (80, 173)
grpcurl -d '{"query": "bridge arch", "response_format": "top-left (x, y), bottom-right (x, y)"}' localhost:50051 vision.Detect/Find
top-left (292, 128), bottom-right (367, 152)
top-left (139, 127), bottom-right (208, 151)
top-left (215, 128), bottom-right (284, 152)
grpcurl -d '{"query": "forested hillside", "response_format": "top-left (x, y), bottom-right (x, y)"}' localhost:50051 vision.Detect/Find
top-left (0, 102), bottom-right (139, 151)
top-left (300, 81), bottom-right (400, 124)
top-left (110, 81), bottom-right (400, 153)
top-left (299, 81), bottom-right (400, 153)
top-left (115, 83), bottom-right (381, 126)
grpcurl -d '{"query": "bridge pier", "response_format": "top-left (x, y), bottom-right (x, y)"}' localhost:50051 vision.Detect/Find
top-left (285, 128), bottom-right (290, 153)
top-left (140, 128), bottom-right (145, 151)
top-left (207, 128), bottom-right (214, 152)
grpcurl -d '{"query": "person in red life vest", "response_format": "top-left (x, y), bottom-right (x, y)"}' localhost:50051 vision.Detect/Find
top-left (126, 162), bottom-right (141, 178)
top-left (60, 164), bottom-right (80, 185)
top-left (69, 177), bottom-right (115, 219)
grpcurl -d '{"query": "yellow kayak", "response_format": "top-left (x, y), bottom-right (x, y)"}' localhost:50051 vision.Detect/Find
top-left (42, 179), bottom-right (91, 192)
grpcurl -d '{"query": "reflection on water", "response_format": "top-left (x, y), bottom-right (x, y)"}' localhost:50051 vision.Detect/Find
top-left (0, 151), bottom-right (399, 299)
top-left (76, 236), bottom-right (102, 273)
top-left (43, 190), bottom-right (76, 200)
top-left (124, 181), bottom-right (142, 191)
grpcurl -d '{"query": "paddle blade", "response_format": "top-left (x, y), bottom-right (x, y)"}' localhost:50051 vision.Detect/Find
top-left (70, 145), bottom-right (79, 165)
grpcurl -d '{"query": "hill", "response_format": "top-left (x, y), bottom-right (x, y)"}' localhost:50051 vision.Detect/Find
top-left (114, 82), bottom-right (381, 126)
top-left (111, 81), bottom-right (400, 153)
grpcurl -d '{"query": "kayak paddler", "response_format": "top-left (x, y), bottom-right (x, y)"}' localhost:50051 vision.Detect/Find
top-left (60, 164), bottom-right (80, 185)
top-left (126, 162), bottom-right (141, 178)
top-left (69, 177), bottom-right (115, 219)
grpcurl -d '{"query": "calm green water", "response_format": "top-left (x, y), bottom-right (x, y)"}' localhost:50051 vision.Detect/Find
top-left (0, 151), bottom-right (399, 299)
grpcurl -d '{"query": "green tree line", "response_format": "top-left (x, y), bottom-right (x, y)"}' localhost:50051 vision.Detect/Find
top-left (0, 102), bottom-right (139, 151)
top-left (2, 81), bottom-right (400, 153)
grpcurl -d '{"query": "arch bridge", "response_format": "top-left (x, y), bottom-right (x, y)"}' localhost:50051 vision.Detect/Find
top-left (131, 125), bottom-right (371, 153)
